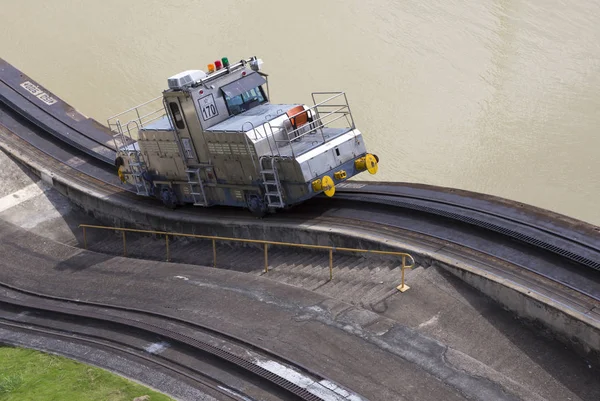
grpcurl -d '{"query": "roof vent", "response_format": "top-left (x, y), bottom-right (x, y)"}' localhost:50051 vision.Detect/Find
top-left (167, 70), bottom-right (207, 90)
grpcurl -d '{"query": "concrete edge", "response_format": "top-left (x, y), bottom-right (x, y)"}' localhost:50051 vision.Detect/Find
top-left (1, 137), bottom-right (599, 364)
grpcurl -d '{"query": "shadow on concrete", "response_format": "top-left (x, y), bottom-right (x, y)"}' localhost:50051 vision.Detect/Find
top-left (440, 267), bottom-right (600, 401)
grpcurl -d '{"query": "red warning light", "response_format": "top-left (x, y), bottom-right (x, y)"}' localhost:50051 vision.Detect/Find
top-left (215, 60), bottom-right (223, 70)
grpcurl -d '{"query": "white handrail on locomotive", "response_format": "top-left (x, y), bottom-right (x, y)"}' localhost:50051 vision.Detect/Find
top-left (238, 91), bottom-right (355, 160)
top-left (278, 92), bottom-right (355, 158)
top-left (106, 95), bottom-right (167, 149)
top-left (311, 91), bottom-right (356, 128)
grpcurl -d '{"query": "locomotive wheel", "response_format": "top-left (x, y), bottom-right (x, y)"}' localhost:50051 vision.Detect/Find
top-left (160, 187), bottom-right (178, 209)
top-left (247, 193), bottom-right (268, 217)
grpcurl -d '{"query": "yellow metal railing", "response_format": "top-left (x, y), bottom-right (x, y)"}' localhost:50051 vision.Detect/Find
top-left (79, 224), bottom-right (415, 292)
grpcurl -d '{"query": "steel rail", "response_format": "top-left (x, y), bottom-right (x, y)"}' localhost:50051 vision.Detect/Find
top-left (1, 93), bottom-right (597, 304)
top-left (2, 84), bottom-right (597, 273)
top-left (0, 281), bottom-right (360, 401)
top-left (6, 91), bottom-right (595, 277)
top-left (0, 107), bottom-right (135, 194)
top-left (337, 188), bottom-right (600, 254)
top-left (0, 318), bottom-right (246, 401)
top-left (334, 191), bottom-right (600, 272)
top-left (328, 212), bottom-right (600, 304)
top-left (2, 113), bottom-right (597, 305)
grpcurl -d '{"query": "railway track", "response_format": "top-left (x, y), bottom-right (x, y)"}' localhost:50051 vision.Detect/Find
top-left (0, 281), bottom-right (361, 401)
top-left (1, 68), bottom-right (598, 279)
top-left (1, 90), bottom-right (599, 307)
top-left (334, 190), bottom-right (600, 271)
top-left (331, 192), bottom-right (600, 302)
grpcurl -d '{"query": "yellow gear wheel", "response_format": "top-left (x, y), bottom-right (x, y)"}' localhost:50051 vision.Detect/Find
top-left (322, 175), bottom-right (335, 197)
top-left (365, 154), bottom-right (378, 175)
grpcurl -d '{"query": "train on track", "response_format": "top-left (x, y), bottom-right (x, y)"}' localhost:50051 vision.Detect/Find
top-left (111, 56), bottom-right (378, 215)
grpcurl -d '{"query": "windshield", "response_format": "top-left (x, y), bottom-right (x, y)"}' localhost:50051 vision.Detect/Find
top-left (225, 86), bottom-right (266, 115)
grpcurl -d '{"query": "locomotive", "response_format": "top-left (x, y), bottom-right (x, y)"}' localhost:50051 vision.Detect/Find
top-left (110, 56), bottom-right (378, 215)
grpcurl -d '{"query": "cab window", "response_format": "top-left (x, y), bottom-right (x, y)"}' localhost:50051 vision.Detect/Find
top-left (169, 102), bottom-right (186, 130)
top-left (225, 86), bottom-right (266, 116)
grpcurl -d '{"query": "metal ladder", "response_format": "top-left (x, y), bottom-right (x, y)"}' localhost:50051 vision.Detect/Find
top-left (260, 157), bottom-right (285, 208)
top-left (112, 120), bottom-right (151, 196)
top-left (129, 157), bottom-right (151, 196)
top-left (186, 168), bottom-right (208, 206)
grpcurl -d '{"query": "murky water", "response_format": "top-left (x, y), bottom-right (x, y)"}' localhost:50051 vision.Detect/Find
top-left (1, 0), bottom-right (599, 224)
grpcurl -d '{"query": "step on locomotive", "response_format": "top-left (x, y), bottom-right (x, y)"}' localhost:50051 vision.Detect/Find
top-left (110, 56), bottom-right (379, 215)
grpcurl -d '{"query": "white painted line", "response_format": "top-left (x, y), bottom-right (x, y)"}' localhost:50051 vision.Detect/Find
top-left (0, 182), bottom-right (49, 213)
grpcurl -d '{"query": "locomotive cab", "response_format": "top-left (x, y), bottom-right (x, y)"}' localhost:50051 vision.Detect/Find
top-left (110, 56), bottom-right (378, 215)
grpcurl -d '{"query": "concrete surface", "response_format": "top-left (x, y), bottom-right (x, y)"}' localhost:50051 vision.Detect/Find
top-left (0, 149), bottom-right (101, 245)
top-left (69, 228), bottom-right (600, 401)
top-left (1, 137), bottom-right (599, 399)
top-left (1, 218), bottom-right (600, 400)
top-left (4, 125), bottom-right (597, 364)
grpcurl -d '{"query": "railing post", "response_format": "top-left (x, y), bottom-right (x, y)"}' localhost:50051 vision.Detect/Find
top-left (397, 255), bottom-right (410, 292)
top-left (122, 231), bottom-right (127, 257)
top-left (264, 243), bottom-right (269, 273)
top-left (165, 235), bottom-right (170, 262)
top-left (212, 239), bottom-right (217, 268)
top-left (329, 249), bottom-right (333, 280)
top-left (82, 226), bottom-right (87, 250)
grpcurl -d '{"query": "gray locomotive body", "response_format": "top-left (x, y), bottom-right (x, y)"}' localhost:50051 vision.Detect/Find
top-left (111, 57), bottom-right (378, 215)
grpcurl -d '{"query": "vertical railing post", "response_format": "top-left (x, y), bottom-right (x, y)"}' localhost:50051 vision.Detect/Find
top-left (264, 243), bottom-right (269, 273)
top-left (165, 235), bottom-right (170, 262)
top-left (212, 239), bottom-right (217, 268)
top-left (329, 248), bottom-right (333, 280)
top-left (122, 231), bottom-right (127, 257)
top-left (397, 255), bottom-right (410, 292)
top-left (82, 226), bottom-right (87, 250)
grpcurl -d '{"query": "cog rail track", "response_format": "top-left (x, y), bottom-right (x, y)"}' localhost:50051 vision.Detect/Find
top-left (1, 70), bottom-right (598, 307)
top-left (2, 98), bottom-right (599, 304)
top-left (334, 191), bottom-right (600, 273)
top-left (1, 64), bottom-right (598, 278)
top-left (0, 281), bottom-right (360, 401)
top-left (4, 91), bottom-right (598, 282)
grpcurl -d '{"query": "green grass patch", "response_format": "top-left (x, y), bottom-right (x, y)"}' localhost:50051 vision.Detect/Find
top-left (0, 346), bottom-right (173, 401)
